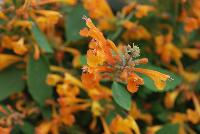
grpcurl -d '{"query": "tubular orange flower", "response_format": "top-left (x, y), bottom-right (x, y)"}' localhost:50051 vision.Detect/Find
top-left (122, 2), bottom-right (137, 15)
top-left (81, 17), bottom-right (170, 93)
top-left (86, 49), bottom-right (105, 67)
top-left (83, 0), bottom-right (114, 19)
top-left (146, 126), bottom-right (162, 134)
top-left (170, 112), bottom-right (187, 123)
top-left (81, 72), bottom-right (100, 89)
top-left (122, 22), bottom-right (151, 41)
top-left (88, 85), bottom-right (112, 101)
top-left (154, 26), bottom-right (182, 65)
top-left (129, 102), bottom-right (153, 124)
top-left (46, 74), bottom-right (63, 86)
top-left (164, 90), bottom-right (180, 109)
top-left (109, 115), bottom-right (140, 134)
top-left (127, 73), bottom-right (144, 93)
top-left (134, 68), bottom-right (171, 90)
top-left (0, 127), bottom-right (11, 134)
top-left (0, 12), bottom-right (7, 20)
top-left (58, 47), bottom-right (81, 68)
top-left (11, 20), bottom-right (32, 29)
top-left (0, 54), bottom-right (22, 70)
top-left (80, 17), bottom-right (119, 64)
top-left (184, 17), bottom-right (199, 32)
top-left (182, 48), bottom-right (200, 59)
top-left (1, 36), bottom-right (28, 55)
top-left (83, 0), bottom-right (115, 30)
top-left (186, 109), bottom-right (200, 124)
top-left (135, 5), bottom-right (155, 18)
top-left (12, 38), bottom-right (28, 55)
top-left (32, 10), bottom-right (62, 31)
top-left (35, 121), bottom-right (52, 134)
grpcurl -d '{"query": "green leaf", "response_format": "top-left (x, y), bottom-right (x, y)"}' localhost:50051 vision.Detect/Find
top-left (65, 3), bottom-right (88, 42)
top-left (31, 22), bottom-right (53, 53)
top-left (27, 54), bottom-right (53, 106)
top-left (112, 82), bottom-right (131, 110)
top-left (0, 66), bottom-right (25, 101)
top-left (156, 123), bottom-right (179, 134)
top-left (40, 106), bottom-right (52, 119)
top-left (106, 111), bottom-right (117, 125)
top-left (11, 122), bottom-right (34, 134)
top-left (20, 122), bottom-right (34, 134)
top-left (80, 55), bottom-right (87, 66)
top-left (137, 63), bottom-right (182, 91)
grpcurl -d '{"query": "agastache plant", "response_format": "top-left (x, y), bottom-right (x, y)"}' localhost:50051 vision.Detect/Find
top-left (80, 16), bottom-right (171, 93)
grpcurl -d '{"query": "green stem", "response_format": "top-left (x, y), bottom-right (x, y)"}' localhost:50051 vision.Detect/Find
top-left (109, 10), bottom-right (135, 41)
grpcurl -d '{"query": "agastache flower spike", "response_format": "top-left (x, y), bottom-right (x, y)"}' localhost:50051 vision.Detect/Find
top-left (80, 16), bottom-right (171, 93)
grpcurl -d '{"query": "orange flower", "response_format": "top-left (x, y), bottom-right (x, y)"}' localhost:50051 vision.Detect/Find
top-left (12, 38), bottom-right (28, 55)
top-left (0, 12), bottom-right (7, 20)
top-left (184, 17), bottom-right (199, 32)
top-left (83, 0), bottom-right (115, 30)
top-left (35, 121), bottom-right (52, 134)
top-left (46, 74), bottom-right (63, 86)
top-left (87, 85), bottom-right (112, 101)
top-left (179, 70), bottom-right (200, 82)
top-left (81, 72), bottom-right (100, 89)
top-left (59, 47), bottom-right (81, 68)
top-left (146, 126), bottom-right (162, 134)
top-left (122, 2), bottom-right (137, 15)
top-left (186, 109), bottom-right (200, 124)
top-left (191, 0), bottom-right (200, 18)
top-left (11, 20), bottom-right (32, 29)
top-left (109, 115), bottom-right (140, 134)
top-left (87, 48), bottom-right (105, 67)
top-left (81, 17), bottom-right (170, 93)
top-left (182, 48), bottom-right (200, 59)
top-left (56, 84), bottom-right (78, 97)
top-left (122, 20), bottom-right (138, 30)
top-left (127, 73), bottom-right (144, 93)
top-left (122, 21), bottom-right (151, 41)
top-left (80, 17), bottom-right (120, 65)
top-left (0, 54), bottom-right (22, 70)
top-left (33, 10), bottom-right (62, 31)
top-left (164, 90), bottom-right (180, 109)
top-left (134, 68), bottom-right (170, 90)
top-left (91, 101), bottom-right (104, 117)
top-left (129, 102), bottom-right (153, 124)
top-left (1, 36), bottom-right (28, 55)
top-left (83, 0), bottom-right (114, 19)
top-left (0, 127), bottom-right (11, 134)
top-left (59, 103), bottom-right (90, 126)
top-left (55, 80), bottom-right (91, 126)
top-left (135, 5), bottom-right (155, 18)
top-left (170, 113), bottom-right (187, 123)
top-left (155, 34), bottom-right (182, 64)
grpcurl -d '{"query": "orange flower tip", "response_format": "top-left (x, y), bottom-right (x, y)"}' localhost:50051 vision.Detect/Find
top-left (140, 58), bottom-right (148, 63)
top-left (134, 58), bottom-right (148, 65)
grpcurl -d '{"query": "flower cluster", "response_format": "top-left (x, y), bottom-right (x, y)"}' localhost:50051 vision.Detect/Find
top-left (0, 0), bottom-right (200, 134)
top-left (80, 17), bottom-right (171, 93)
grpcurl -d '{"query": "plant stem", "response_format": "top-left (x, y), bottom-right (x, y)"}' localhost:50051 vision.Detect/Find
top-left (109, 10), bottom-right (135, 41)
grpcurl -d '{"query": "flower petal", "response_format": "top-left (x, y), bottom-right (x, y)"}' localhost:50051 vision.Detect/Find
top-left (134, 68), bottom-right (170, 90)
